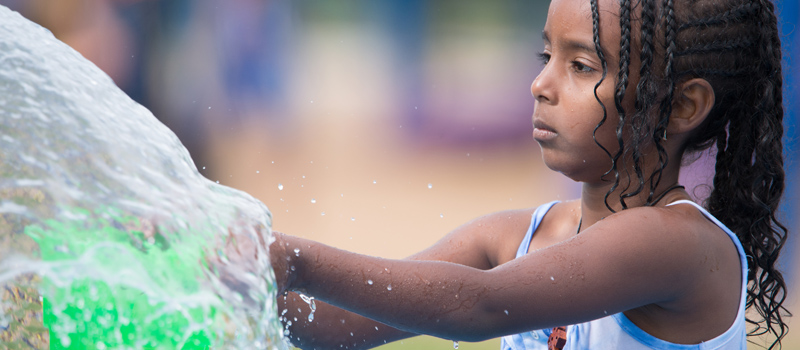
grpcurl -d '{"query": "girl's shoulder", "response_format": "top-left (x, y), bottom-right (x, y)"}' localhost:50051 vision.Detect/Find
top-left (450, 202), bottom-right (571, 267)
top-left (490, 200), bottom-right (580, 263)
top-left (528, 200), bottom-right (581, 251)
top-left (585, 201), bottom-right (737, 284)
top-left (594, 201), bottom-right (727, 250)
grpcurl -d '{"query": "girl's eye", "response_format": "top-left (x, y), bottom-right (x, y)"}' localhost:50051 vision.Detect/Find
top-left (537, 52), bottom-right (550, 65)
top-left (572, 61), bottom-right (594, 74)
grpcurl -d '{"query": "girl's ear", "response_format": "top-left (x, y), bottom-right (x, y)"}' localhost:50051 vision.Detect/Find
top-left (667, 78), bottom-right (715, 136)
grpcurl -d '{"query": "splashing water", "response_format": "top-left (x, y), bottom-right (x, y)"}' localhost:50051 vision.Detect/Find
top-left (0, 6), bottom-right (284, 350)
top-left (297, 294), bottom-right (316, 323)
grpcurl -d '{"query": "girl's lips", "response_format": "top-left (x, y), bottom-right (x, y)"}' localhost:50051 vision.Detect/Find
top-left (533, 127), bottom-right (557, 142)
top-left (532, 119), bottom-right (557, 142)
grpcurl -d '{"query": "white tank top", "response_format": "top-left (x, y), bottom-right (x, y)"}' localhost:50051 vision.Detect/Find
top-left (501, 200), bottom-right (748, 350)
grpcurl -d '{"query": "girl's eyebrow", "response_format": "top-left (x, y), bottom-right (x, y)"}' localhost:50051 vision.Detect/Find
top-left (542, 30), bottom-right (598, 57)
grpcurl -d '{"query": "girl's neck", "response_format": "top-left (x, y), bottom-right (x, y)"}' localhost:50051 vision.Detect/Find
top-left (578, 174), bottom-right (688, 232)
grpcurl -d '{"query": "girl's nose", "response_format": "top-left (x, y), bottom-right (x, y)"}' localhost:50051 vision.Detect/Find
top-left (530, 66), bottom-right (555, 104)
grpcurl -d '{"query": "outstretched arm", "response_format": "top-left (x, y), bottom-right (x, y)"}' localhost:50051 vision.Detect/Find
top-left (275, 209), bottom-right (534, 349)
top-left (278, 292), bottom-right (409, 350)
top-left (271, 206), bottom-right (707, 343)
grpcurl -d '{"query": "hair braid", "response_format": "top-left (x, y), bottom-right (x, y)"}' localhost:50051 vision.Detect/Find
top-left (659, 0), bottom-right (677, 142)
top-left (677, 67), bottom-right (752, 78)
top-left (675, 34), bottom-right (758, 57)
top-left (613, 0), bottom-right (636, 209)
top-left (634, 0), bottom-right (670, 204)
top-left (589, 0), bottom-right (615, 212)
top-left (678, 1), bottom-right (760, 31)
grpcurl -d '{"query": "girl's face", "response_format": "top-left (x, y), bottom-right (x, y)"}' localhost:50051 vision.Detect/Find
top-left (531, 0), bottom-right (632, 184)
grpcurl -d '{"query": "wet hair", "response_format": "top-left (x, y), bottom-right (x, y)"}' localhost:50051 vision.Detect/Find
top-left (588, 0), bottom-right (789, 347)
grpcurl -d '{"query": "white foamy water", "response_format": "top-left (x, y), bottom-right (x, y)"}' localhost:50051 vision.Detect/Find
top-left (0, 5), bottom-right (284, 349)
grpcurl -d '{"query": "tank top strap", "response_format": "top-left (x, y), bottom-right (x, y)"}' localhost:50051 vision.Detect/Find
top-left (515, 201), bottom-right (559, 258)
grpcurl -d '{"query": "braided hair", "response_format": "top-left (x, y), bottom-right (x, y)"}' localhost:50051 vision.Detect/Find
top-left (588, 0), bottom-right (789, 347)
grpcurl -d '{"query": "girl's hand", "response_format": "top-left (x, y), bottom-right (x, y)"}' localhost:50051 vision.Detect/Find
top-left (268, 231), bottom-right (297, 296)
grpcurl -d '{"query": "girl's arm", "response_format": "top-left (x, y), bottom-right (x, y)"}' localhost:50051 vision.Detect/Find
top-left (278, 291), bottom-right (407, 350)
top-left (275, 208), bottom-right (535, 349)
top-left (271, 206), bottom-right (710, 342)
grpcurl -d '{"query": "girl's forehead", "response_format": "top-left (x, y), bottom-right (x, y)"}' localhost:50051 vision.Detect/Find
top-left (544, 0), bottom-right (622, 51)
top-left (547, 0), bottom-right (620, 27)
top-left (545, 0), bottom-right (593, 34)
top-left (547, 0), bottom-right (593, 19)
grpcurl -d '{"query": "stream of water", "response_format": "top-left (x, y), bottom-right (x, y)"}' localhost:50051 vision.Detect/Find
top-left (0, 6), bottom-right (284, 349)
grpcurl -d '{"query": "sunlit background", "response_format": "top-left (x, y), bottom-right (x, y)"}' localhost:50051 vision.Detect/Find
top-left (1, 0), bottom-right (798, 349)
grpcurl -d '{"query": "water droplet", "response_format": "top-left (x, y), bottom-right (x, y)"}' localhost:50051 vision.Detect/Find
top-left (350, 332), bottom-right (354, 337)
top-left (504, 310), bottom-right (509, 315)
top-left (299, 293), bottom-right (317, 322)
top-left (290, 265), bottom-right (296, 271)
top-left (604, 310), bottom-right (608, 315)
top-left (202, 166), bottom-right (206, 169)
top-left (367, 279), bottom-right (373, 285)
top-left (550, 276), bottom-right (555, 281)
top-left (311, 198), bottom-right (316, 204)
top-left (294, 248), bottom-right (300, 256)
top-left (373, 180), bottom-right (377, 184)
top-left (387, 285), bottom-right (392, 291)
top-left (321, 212), bottom-right (326, 216)
top-left (440, 213), bottom-right (444, 218)
top-left (256, 170), bottom-right (260, 173)
top-left (375, 326), bottom-right (379, 330)
top-left (278, 183), bottom-right (284, 190)
top-left (208, 106), bottom-right (211, 110)
top-left (302, 175), bottom-right (306, 179)
top-left (453, 341), bottom-right (459, 349)
top-left (351, 217), bottom-right (356, 221)
top-left (427, 183), bottom-right (433, 189)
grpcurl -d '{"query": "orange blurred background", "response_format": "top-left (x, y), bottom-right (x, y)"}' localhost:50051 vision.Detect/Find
top-left (1, 0), bottom-right (797, 348)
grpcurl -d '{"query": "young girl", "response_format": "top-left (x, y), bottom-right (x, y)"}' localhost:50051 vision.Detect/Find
top-left (266, 0), bottom-right (790, 348)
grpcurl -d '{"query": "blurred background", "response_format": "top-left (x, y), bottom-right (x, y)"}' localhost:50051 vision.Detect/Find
top-left (0, 0), bottom-right (797, 349)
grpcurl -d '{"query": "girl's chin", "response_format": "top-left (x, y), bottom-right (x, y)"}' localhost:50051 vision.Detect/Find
top-left (541, 156), bottom-right (603, 183)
